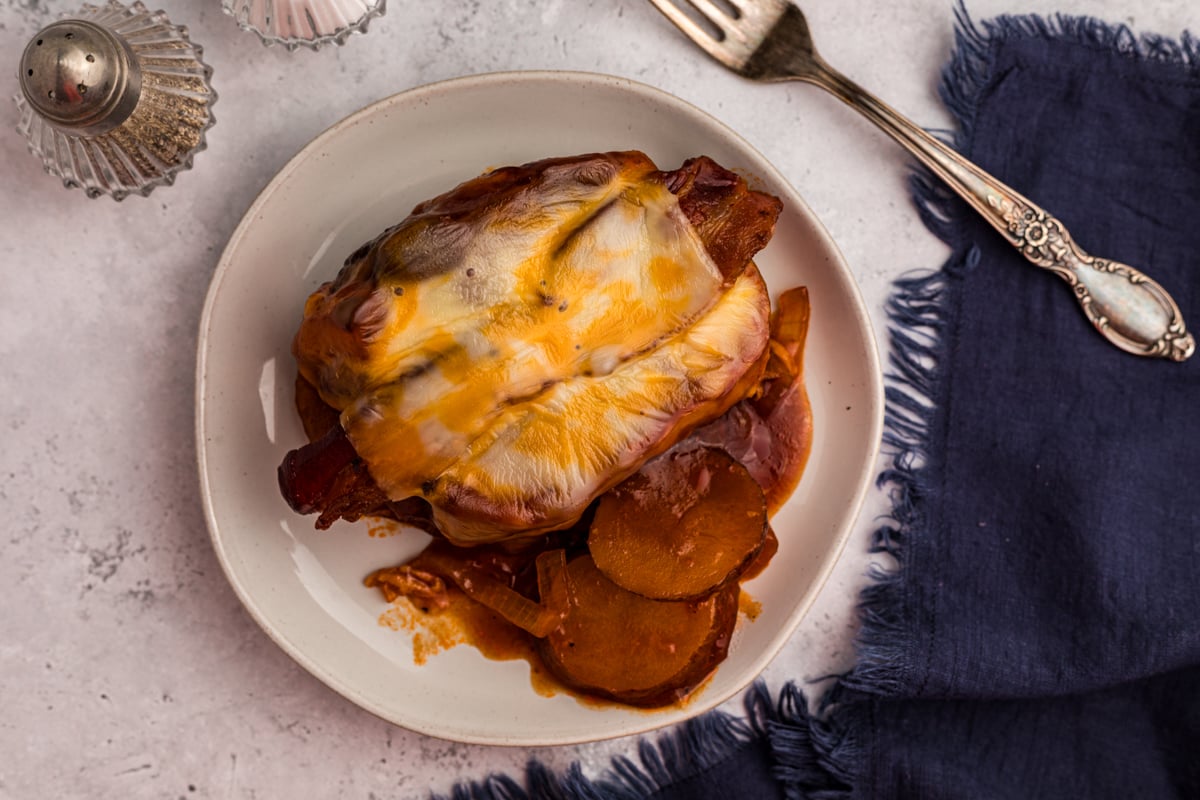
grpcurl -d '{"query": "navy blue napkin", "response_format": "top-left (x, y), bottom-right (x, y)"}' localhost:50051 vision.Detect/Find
top-left (814, 9), bottom-right (1200, 798)
top-left (436, 9), bottom-right (1200, 800)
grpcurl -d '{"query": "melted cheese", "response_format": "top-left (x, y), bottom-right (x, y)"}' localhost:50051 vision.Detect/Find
top-left (294, 152), bottom-right (772, 544)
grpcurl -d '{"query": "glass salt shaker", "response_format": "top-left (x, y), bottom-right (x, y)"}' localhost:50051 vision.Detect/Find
top-left (222, 0), bottom-right (387, 51)
top-left (16, 1), bottom-right (216, 200)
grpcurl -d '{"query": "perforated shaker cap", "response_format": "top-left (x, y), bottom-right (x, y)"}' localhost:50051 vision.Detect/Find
top-left (19, 18), bottom-right (142, 136)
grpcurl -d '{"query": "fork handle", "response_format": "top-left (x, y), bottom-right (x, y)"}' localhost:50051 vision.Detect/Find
top-left (797, 59), bottom-right (1194, 361)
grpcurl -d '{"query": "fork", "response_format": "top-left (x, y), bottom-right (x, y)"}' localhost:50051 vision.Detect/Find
top-left (647, 0), bottom-right (1194, 361)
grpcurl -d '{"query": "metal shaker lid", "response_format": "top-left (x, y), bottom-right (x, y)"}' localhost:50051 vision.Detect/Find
top-left (19, 18), bottom-right (142, 136)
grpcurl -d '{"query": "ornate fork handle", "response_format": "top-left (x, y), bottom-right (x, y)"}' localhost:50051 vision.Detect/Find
top-left (772, 48), bottom-right (1195, 361)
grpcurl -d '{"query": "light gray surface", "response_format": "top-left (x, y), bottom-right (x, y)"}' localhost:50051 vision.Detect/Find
top-left (1, 0), bottom-right (1194, 797)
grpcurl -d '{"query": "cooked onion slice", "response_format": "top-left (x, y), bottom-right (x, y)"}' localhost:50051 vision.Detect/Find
top-left (376, 545), bottom-right (569, 639)
top-left (539, 555), bottom-right (739, 707)
top-left (690, 286), bottom-right (813, 513)
top-left (588, 446), bottom-right (767, 601)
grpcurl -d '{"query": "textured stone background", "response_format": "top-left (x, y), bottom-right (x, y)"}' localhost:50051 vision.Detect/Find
top-left (1, 0), bottom-right (1194, 797)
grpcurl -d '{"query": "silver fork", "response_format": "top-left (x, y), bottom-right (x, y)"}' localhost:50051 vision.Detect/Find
top-left (648, 0), bottom-right (1194, 361)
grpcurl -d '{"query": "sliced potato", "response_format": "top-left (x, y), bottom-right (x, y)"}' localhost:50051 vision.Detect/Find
top-left (740, 525), bottom-right (779, 582)
top-left (588, 446), bottom-right (767, 601)
top-left (539, 555), bottom-right (738, 707)
top-left (754, 287), bottom-right (814, 513)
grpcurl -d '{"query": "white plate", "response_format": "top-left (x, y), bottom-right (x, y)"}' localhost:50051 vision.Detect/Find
top-left (196, 71), bottom-right (882, 746)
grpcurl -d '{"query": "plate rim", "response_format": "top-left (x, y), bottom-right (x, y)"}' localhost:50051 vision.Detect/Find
top-left (195, 68), bottom-right (883, 745)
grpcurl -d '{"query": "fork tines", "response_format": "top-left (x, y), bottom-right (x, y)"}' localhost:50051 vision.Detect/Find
top-left (646, 0), bottom-right (786, 70)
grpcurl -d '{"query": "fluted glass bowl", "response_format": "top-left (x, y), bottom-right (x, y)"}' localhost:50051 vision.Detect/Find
top-left (221, 0), bottom-right (386, 50)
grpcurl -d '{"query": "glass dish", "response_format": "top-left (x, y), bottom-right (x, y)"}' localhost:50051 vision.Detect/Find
top-left (221, 0), bottom-right (386, 50)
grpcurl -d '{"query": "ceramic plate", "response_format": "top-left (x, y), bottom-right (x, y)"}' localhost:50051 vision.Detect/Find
top-left (196, 71), bottom-right (882, 746)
